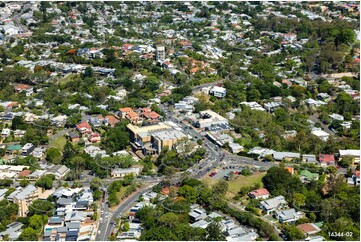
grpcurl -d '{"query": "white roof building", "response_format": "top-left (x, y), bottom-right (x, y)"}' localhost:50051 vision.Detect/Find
top-left (311, 128), bottom-right (330, 141)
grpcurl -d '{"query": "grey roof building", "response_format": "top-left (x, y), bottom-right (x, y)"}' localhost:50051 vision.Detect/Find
top-left (260, 196), bottom-right (287, 214)
top-left (274, 208), bottom-right (300, 223)
top-left (273, 152), bottom-right (300, 161)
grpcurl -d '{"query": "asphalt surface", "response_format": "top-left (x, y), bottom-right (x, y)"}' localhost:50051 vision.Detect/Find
top-left (96, 184), bottom-right (156, 241)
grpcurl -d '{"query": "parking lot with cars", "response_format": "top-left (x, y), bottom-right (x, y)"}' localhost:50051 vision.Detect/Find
top-left (207, 164), bottom-right (269, 180)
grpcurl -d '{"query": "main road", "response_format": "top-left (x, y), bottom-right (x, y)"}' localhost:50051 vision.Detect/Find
top-left (96, 183), bottom-right (157, 241)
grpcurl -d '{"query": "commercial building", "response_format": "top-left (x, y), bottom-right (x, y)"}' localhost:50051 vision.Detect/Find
top-left (152, 129), bottom-right (187, 154)
top-left (127, 122), bottom-right (187, 155)
top-left (190, 110), bottom-right (229, 129)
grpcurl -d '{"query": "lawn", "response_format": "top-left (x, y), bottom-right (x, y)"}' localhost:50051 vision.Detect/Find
top-left (49, 136), bottom-right (67, 150)
top-left (59, 73), bottom-right (78, 85)
top-left (202, 172), bottom-right (266, 199)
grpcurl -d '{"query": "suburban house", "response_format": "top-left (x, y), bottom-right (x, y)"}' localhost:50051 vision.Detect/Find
top-left (0, 222), bottom-right (23, 241)
top-left (104, 115), bottom-right (119, 127)
top-left (319, 154), bottom-right (335, 167)
top-left (142, 110), bottom-right (161, 123)
top-left (189, 207), bottom-right (207, 223)
top-left (6, 145), bottom-right (23, 155)
top-left (297, 223), bottom-right (321, 236)
top-left (1, 128), bottom-right (11, 138)
top-left (21, 143), bottom-right (35, 156)
top-left (338, 149), bottom-right (360, 166)
top-left (274, 209), bottom-right (300, 223)
top-left (311, 128), bottom-right (330, 141)
top-left (110, 167), bottom-right (141, 178)
top-left (260, 196), bottom-right (287, 214)
top-left (273, 152), bottom-right (300, 161)
top-left (88, 117), bottom-right (103, 128)
top-left (89, 133), bottom-right (101, 143)
top-left (125, 111), bottom-right (141, 124)
top-left (67, 131), bottom-right (80, 143)
top-left (209, 86), bottom-right (227, 98)
top-left (347, 170), bottom-right (360, 185)
top-left (302, 154), bottom-right (317, 163)
top-left (76, 122), bottom-right (92, 134)
top-left (44, 165), bottom-right (70, 179)
top-left (119, 107), bottom-right (133, 118)
top-left (299, 170), bottom-right (319, 183)
top-left (248, 188), bottom-right (270, 200)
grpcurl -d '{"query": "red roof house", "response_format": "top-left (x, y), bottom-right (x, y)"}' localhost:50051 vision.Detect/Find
top-left (319, 154), bottom-right (335, 166)
top-left (248, 188), bottom-right (270, 200)
top-left (297, 223), bottom-right (321, 236)
top-left (89, 133), bottom-right (101, 143)
top-left (76, 121), bottom-right (92, 134)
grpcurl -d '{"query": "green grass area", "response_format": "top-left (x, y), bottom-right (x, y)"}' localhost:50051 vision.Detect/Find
top-left (49, 136), bottom-right (67, 150)
top-left (59, 73), bottom-right (78, 85)
top-left (202, 172), bottom-right (266, 199)
top-left (116, 186), bottom-right (128, 201)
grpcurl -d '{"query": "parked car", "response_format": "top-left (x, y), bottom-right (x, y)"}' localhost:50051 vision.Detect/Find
top-left (209, 171), bottom-right (217, 177)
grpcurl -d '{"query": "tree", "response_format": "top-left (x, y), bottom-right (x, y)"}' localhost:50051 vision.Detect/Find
top-left (158, 212), bottom-right (180, 228)
top-left (282, 224), bottom-right (306, 241)
top-left (206, 221), bottom-right (226, 241)
top-left (18, 228), bottom-right (38, 241)
top-left (140, 227), bottom-right (177, 240)
top-left (28, 199), bottom-right (54, 216)
top-left (93, 190), bottom-right (102, 201)
top-left (123, 221), bottom-right (130, 231)
top-left (19, 179), bottom-right (30, 187)
top-left (90, 177), bottom-right (104, 191)
top-left (290, 85), bottom-right (307, 98)
top-left (35, 176), bottom-right (53, 189)
top-left (262, 166), bottom-right (292, 195)
top-left (241, 168), bottom-right (252, 176)
top-left (70, 156), bottom-right (86, 179)
top-left (11, 116), bottom-right (26, 130)
top-left (326, 217), bottom-right (360, 241)
top-left (293, 193), bottom-right (306, 208)
top-left (212, 180), bottom-right (228, 196)
top-left (45, 147), bottom-right (62, 164)
top-left (102, 126), bottom-right (130, 153)
top-left (122, 173), bottom-right (134, 186)
top-left (338, 156), bottom-right (353, 168)
top-left (29, 214), bottom-right (43, 231)
top-left (178, 185), bottom-right (197, 203)
top-left (63, 141), bottom-right (77, 162)
top-left (335, 28), bottom-right (356, 45)
top-left (82, 66), bottom-right (93, 78)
